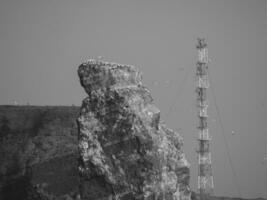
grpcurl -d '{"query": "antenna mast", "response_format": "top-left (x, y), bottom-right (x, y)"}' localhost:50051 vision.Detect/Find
top-left (196, 38), bottom-right (214, 200)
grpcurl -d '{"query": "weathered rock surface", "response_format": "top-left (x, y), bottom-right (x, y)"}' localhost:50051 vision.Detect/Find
top-left (0, 106), bottom-right (80, 200)
top-left (77, 59), bottom-right (191, 200)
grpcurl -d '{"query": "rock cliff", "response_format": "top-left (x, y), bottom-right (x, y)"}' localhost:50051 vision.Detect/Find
top-left (0, 106), bottom-right (80, 200)
top-left (77, 59), bottom-right (191, 200)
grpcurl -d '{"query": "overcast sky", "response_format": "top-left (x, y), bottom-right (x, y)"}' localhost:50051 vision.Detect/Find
top-left (0, 0), bottom-right (267, 198)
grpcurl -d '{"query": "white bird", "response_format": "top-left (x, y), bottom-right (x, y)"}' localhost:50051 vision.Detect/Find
top-left (152, 81), bottom-right (159, 86)
top-left (97, 56), bottom-right (103, 60)
top-left (261, 157), bottom-right (267, 164)
top-left (13, 100), bottom-right (18, 106)
top-left (165, 80), bottom-right (170, 84)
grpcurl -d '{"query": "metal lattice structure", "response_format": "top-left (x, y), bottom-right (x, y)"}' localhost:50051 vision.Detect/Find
top-left (196, 38), bottom-right (214, 200)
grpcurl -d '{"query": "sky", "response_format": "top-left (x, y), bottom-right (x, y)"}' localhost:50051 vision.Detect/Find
top-left (0, 0), bottom-right (267, 198)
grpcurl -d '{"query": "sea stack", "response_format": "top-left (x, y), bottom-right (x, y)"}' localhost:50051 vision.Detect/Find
top-left (77, 59), bottom-right (191, 200)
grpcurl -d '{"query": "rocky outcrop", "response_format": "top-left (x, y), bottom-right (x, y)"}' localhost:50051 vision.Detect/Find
top-left (0, 106), bottom-right (80, 200)
top-left (77, 59), bottom-right (191, 200)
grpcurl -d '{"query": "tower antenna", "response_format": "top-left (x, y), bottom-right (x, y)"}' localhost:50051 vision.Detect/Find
top-left (195, 38), bottom-right (214, 200)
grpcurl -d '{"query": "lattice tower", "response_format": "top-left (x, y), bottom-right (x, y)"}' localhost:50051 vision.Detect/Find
top-left (196, 38), bottom-right (214, 200)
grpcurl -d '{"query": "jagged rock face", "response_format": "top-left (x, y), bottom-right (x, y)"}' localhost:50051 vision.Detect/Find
top-left (77, 60), bottom-right (191, 200)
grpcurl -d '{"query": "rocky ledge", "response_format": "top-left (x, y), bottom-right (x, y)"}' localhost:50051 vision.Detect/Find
top-left (77, 59), bottom-right (191, 200)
